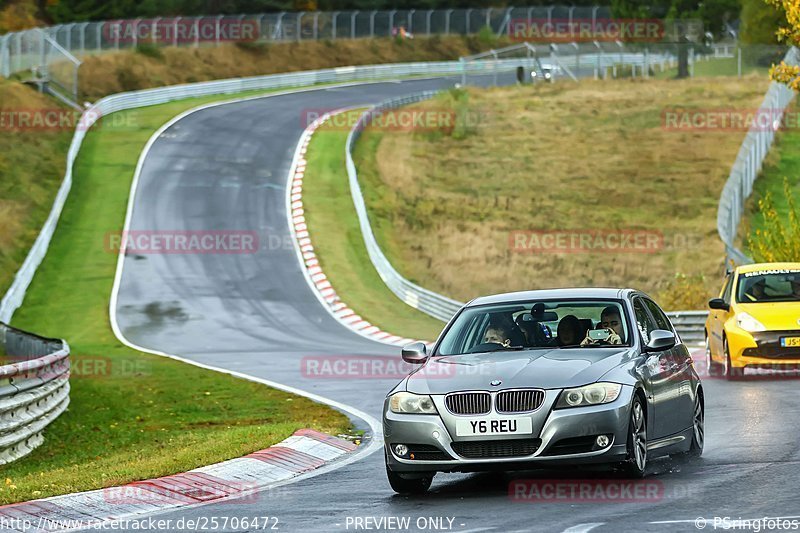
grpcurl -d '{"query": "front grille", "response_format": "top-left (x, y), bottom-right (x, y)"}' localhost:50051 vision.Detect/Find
top-left (451, 439), bottom-right (541, 459)
top-left (445, 392), bottom-right (491, 415)
top-left (407, 444), bottom-right (452, 461)
top-left (496, 389), bottom-right (545, 413)
top-left (743, 347), bottom-right (800, 358)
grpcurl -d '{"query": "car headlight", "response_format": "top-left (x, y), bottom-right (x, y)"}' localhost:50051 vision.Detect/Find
top-left (389, 392), bottom-right (437, 414)
top-left (555, 382), bottom-right (622, 409)
top-left (736, 312), bottom-right (766, 332)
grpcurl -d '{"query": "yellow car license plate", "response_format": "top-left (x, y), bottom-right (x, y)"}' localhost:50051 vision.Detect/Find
top-left (780, 337), bottom-right (800, 347)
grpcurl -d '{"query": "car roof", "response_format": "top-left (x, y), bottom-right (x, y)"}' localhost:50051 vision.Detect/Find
top-left (467, 288), bottom-right (635, 307)
top-left (736, 262), bottom-right (800, 274)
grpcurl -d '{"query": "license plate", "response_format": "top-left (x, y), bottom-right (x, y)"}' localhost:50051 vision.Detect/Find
top-left (781, 337), bottom-right (800, 347)
top-left (455, 417), bottom-right (532, 437)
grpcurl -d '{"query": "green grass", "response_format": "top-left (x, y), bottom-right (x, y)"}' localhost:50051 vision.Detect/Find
top-left (746, 101), bottom-right (800, 245)
top-left (0, 88), bottom-right (352, 505)
top-left (349, 80), bottom-right (769, 311)
top-left (301, 120), bottom-right (445, 342)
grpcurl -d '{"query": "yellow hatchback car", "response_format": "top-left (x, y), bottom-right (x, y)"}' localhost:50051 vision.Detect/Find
top-left (705, 263), bottom-right (800, 378)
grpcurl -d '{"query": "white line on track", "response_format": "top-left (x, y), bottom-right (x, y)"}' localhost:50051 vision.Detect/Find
top-left (93, 80), bottom-right (451, 529)
top-left (561, 523), bottom-right (605, 533)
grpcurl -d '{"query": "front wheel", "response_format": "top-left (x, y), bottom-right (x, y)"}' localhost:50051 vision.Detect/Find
top-left (619, 396), bottom-right (647, 478)
top-left (723, 337), bottom-right (744, 380)
top-left (705, 334), bottom-right (724, 377)
top-left (386, 466), bottom-right (433, 494)
top-left (686, 390), bottom-right (704, 457)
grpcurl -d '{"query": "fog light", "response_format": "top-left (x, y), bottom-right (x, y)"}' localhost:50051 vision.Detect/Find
top-left (394, 444), bottom-right (409, 457)
top-left (596, 435), bottom-right (610, 448)
top-left (432, 430), bottom-right (440, 439)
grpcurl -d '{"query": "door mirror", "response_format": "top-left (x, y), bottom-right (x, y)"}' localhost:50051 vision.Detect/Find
top-left (401, 342), bottom-right (428, 364)
top-left (708, 298), bottom-right (730, 311)
top-left (646, 329), bottom-right (676, 352)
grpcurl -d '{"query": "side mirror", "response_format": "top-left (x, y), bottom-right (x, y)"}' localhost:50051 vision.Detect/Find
top-left (708, 298), bottom-right (730, 311)
top-left (646, 329), bottom-right (676, 352)
top-left (401, 342), bottom-right (428, 364)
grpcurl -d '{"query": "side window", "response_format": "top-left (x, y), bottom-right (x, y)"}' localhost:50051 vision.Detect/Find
top-left (632, 298), bottom-right (657, 344)
top-left (721, 274), bottom-right (734, 304)
top-left (643, 298), bottom-right (673, 332)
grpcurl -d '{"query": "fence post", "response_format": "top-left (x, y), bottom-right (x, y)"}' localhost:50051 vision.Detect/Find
top-left (370, 11), bottom-right (377, 37)
top-left (174, 17), bottom-right (181, 47)
top-left (426, 10), bottom-right (433, 35)
top-left (389, 10), bottom-right (396, 35)
top-left (95, 23), bottom-right (102, 53)
top-left (445, 9), bottom-right (453, 34)
top-left (297, 13), bottom-right (303, 41)
top-left (351, 11), bottom-right (358, 39)
top-left (737, 45), bottom-right (742, 77)
top-left (332, 12), bottom-right (338, 39)
top-left (313, 12), bottom-right (320, 40)
top-left (466, 9), bottom-right (472, 34)
top-left (216, 15), bottom-right (223, 46)
top-left (152, 17), bottom-right (160, 45)
top-left (132, 18), bottom-right (139, 48)
top-left (485, 8), bottom-right (491, 29)
top-left (408, 9), bottom-right (415, 33)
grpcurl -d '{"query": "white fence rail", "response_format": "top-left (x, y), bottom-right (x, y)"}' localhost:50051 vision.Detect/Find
top-left (0, 323), bottom-right (70, 464)
top-left (717, 47), bottom-right (799, 265)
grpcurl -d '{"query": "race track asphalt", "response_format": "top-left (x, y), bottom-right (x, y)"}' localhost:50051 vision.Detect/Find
top-left (112, 76), bottom-right (800, 533)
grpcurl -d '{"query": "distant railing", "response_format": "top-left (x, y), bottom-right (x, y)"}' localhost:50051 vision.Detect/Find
top-left (0, 323), bottom-right (70, 464)
top-left (0, 6), bottom-right (616, 78)
top-left (717, 47), bottom-right (799, 265)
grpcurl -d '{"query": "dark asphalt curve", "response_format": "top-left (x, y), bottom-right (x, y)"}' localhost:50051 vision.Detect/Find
top-left (113, 77), bottom-right (800, 533)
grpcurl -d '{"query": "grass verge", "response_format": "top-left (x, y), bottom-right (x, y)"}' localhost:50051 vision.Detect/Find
top-left (0, 80), bottom-right (72, 302)
top-left (0, 88), bottom-right (351, 505)
top-left (301, 118), bottom-right (445, 342)
top-left (745, 101), bottom-right (800, 246)
top-left (352, 77), bottom-right (770, 310)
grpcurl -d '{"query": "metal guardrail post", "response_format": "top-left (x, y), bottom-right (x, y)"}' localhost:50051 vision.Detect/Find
top-left (0, 323), bottom-right (70, 465)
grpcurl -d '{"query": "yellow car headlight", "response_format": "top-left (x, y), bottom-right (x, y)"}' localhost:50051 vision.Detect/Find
top-left (736, 312), bottom-right (766, 333)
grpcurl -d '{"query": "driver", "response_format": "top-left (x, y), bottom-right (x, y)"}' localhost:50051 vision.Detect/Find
top-left (581, 306), bottom-right (623, 346)
top-left (483, 325), bottom-right (512, 348)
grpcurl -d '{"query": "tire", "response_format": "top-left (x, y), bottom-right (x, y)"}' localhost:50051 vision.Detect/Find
top-left (723, 336), bottom-right (745, 380)
top-left (619, 395), bottom-right (647, 478)
top-left (705, 333), bottom-right (724, 377)
top-left (686, 389), bottom-right (704, 457)
top-left (386, 465), bottom-right (433, 494)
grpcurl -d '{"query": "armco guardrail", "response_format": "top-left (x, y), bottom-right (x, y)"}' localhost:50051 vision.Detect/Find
top-left (345, 92), bottom-right (708, 337)
top-left (1, 52), bottom-right (667, 325)
top-left (346, 92), bottom-right (463, 322)
top-left (0, 323), bottom-right (70, 464)
top-left (667, 311), bottom-right (708, 345)
top-left (717, 47), bottom-right (799, 265)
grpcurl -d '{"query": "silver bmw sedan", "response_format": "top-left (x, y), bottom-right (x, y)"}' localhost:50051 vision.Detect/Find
top-left (383, 288), bottom-right (704, 493)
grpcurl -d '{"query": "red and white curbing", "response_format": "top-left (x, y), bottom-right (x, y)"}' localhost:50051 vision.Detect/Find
top-left (0, 429), bottom-right (356, 531)
top-left (288, 113), bottom-right (424, 348)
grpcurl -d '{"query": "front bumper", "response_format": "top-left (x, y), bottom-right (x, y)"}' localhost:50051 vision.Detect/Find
top-left (727, 328), bottom-right (800, 369)
top-left (383, 386), bottom-right (632, 473)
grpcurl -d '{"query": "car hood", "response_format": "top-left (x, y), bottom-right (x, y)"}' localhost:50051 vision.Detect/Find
top-left (736, 301), bottom-right (800, 330)
top-left (405, 347), bottom-right (635, 395)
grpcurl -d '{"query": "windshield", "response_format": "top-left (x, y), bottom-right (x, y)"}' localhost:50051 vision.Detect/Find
top-left (736, 269), bottom-right (800, 303)
top-left (436, 299), bottom-right (630, 356)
